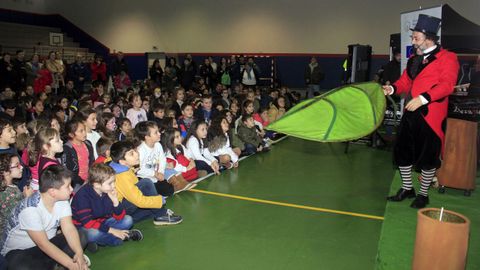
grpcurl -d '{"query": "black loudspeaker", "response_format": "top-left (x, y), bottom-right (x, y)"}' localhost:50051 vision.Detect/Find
top-left (347, 44), bottom-right (372, 83)
top-left (390, 33), bottom-right (400, 54)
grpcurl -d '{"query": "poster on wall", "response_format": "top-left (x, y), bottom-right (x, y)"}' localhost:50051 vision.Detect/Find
top-left (400, 5), bottom-right (442, 71)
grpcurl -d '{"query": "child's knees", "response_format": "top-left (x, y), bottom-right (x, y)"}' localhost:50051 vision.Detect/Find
top-left (219, 154), bottom-right (231, 164)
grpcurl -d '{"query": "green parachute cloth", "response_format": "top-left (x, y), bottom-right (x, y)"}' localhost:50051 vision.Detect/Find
top-left (267, 82), bottom-right (386, 142)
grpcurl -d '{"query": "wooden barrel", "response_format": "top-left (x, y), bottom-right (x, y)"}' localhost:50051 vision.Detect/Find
top-left (412, 208), bottom-right (470, 270)
top-left (437, 118), bottom-right (477, 190)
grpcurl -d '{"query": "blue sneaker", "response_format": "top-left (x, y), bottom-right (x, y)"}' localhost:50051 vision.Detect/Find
top-left (153, 209), bottom-right (183, 225)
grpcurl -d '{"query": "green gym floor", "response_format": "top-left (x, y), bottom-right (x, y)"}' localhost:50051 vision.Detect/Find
top-left (87, 137), bottom-right (478, 269)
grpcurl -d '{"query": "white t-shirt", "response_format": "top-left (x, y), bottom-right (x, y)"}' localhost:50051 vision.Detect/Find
top-left (136, 141), bottom-right (167, 182)
top-left (1, 195), bottom-right (71, 256)
top-left (87, 130), bottom-right (101, 159)
top-left (186, 137), bottom-right (216, 165)
top-left (126, 108), bottom-right (148, 128)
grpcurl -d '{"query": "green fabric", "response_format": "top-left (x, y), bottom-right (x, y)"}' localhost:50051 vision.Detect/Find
top-left (267, 82), bottom-right (386, 142)
top-left (221, 72), bottom-right (231, 85)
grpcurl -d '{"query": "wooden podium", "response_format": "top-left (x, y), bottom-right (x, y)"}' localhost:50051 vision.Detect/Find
top-left (437, 118), bottom-right (477, 196)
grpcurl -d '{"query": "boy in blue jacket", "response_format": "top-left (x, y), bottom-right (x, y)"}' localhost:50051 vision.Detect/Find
top-left (71, 163), bottom-right (143, 250)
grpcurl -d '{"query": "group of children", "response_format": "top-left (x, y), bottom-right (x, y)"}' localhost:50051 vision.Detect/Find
top-left (0, 58), bottom-right (294, 269)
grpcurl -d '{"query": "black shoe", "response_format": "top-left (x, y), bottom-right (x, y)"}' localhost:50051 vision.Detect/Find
top-left (126, 229), bottom-right (143, 241)
top-left (86, 242), bottom-right (99, 253)
top-left (410, 195), bottom-right (429, 208)
top-left (386, 188), bottom-right (416, 201)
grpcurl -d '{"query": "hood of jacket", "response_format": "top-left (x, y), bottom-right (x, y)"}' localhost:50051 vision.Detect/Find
top-left (109, 162), bottom-right (130, 174)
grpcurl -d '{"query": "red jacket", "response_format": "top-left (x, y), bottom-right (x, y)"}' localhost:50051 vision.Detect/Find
top-left (33, 69), bottom-right (52, 94)
top-left (90, 62), bottom-right (107, 82)
top-left (393, 48), bottom-right (459, 146)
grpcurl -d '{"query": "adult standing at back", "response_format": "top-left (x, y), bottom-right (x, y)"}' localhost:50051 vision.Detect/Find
top-left (111, 52), bottom-right (128, 76)
top-left (229, 55), bottom-right (241, 86)
top-left (304, 56), bottom-right (324, 98)
top-left (383, 14), bottom-right (459, 208)
top-left (12, 50), bottom-right (27, 92)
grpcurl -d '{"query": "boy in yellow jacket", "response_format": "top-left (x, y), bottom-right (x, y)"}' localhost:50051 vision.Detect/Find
top-left (109, 141), bottom-right (182, 225)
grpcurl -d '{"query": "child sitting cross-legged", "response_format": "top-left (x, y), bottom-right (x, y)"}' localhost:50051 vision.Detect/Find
top-left (237, 114), bottom-right (269, 155)
top-left (186, 120), bottom-right (220, 175)
top-left (109, 141), bottom-right (182, 225)
top-left (0, 165), bottom-right (89, 270)
top-left (135, 121), bottom-right (190, 196)
top-left (71, 163), bottom-right (143, 252)
top-left (207, 116), bottom-right (240, 169)
top-left (162, 128), bottom-right (206, 183)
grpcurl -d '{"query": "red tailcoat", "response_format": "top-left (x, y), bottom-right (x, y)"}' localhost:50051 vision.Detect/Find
top-left (393, 48), bottom-right (459, 147)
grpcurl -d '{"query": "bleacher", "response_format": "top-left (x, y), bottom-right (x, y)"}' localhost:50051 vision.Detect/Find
top-left (0, 21), bottom-right (95, 63)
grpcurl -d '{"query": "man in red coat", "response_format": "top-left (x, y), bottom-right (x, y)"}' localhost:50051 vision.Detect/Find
top-left (383, 14), bottom-right (459, 208)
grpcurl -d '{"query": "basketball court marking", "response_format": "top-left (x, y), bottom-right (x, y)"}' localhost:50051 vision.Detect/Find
top-left (189, 188), bottom-right (385, 221)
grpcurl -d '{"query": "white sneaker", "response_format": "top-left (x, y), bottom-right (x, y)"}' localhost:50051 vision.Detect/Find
top-left (83, 254), bottom-right (91, 267)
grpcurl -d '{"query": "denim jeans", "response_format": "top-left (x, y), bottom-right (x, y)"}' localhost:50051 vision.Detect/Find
top-left (79, 216), bottom-right (133, 246)
top-left (307, 84), bottom-right (320, 98)
top-left (122, 178), bottom-right (167, 223)
top-left (243, 143), bottom-right (258, 155)
top-left (0, 254), bottom-right (5, 270)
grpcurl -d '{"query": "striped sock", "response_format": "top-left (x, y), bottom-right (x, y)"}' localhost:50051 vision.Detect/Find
top-left (399, 165), bottom-right (413, 190)
top-left (419, 168), bottom-right (436, 196)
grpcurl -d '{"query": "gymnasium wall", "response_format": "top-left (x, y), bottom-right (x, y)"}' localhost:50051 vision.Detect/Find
top-left (2, 0), bottom-right (477, 55)
top-left (0, 0), bottom-right (477, 87)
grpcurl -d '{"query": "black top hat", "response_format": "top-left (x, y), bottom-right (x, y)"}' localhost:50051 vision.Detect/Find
top-left (410, 14), bottom-right (441, 36)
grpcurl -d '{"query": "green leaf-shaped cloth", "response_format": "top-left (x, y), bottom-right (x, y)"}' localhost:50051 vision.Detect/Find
top-left (267, 82), bottom-right (386, 142)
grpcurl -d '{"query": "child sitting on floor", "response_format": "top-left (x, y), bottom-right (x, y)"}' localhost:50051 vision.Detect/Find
top-left (109, 141), bottom-right (182, 225)
top-left (0, 118), bottom-right (31, 191)
top-left (117, 118), bottom-right (132, 141)
top-left (72, 163), bottom-right (143, 251)
top-left (95, 137), bottom-right (114, 164)
top-left (28, 128), bottom-right (63, 191)
top-left (237, 114), bottom-right (269, 155)
top-left (126, 94), bottom-right (148, 128)
top-left (162, 128), bottom-right (205, 183)
top-left (0, 153), bottom-right (33, 236)
top-left (62, 118), bottom-right (95, 189)
top-left (0, 165), bottom-right (89, 270)
top-left (186, 120), bottom-right (220, 175)
top-left (135, 121), bottom-right (190, 195)
top-left (207, 116), bottom-right (240, 168)
top-left (177, 103), bottom-right (195, 139)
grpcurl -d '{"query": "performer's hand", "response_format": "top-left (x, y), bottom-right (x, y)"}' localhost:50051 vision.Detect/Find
top-left (405, 97), bottom-right (423, 111)
top-left (382, 85), bottom-right (393, 96)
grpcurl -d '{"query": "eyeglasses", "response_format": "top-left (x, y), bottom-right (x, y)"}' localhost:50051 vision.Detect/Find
top-left (10, 163), bottom-right (22, 169)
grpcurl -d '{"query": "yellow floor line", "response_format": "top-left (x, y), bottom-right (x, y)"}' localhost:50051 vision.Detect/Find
top-left (189, 188), bottom-right (384, 221)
